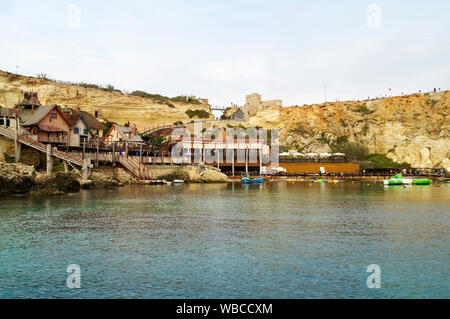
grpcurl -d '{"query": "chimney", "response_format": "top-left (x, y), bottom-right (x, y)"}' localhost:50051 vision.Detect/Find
top-left (132, 127), bottom-right (137, 136)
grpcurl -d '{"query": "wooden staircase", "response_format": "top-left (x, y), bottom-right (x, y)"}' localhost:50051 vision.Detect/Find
top-left (118, 155), bottom-right (152, 180)
top-left (0, 126), bottom-right (87, 167)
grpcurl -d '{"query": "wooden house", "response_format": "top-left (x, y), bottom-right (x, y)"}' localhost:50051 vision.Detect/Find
top-left (21, 104), bottom-right (71, 145)
top-left (103, 124), bottom-right (143, 145)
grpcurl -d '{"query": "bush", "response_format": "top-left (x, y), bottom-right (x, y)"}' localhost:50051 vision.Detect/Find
top-left (331, 139), bottom-right (369, 160)
top-left (141, 133), bottom-right (166, 144)
top-left (355, 106), bottom-right (375, 115)
top-left (185, 109), bottom-right (211, 119)
top-left (291, 123), bottom-right (310, 135)
top-left (364, 154), bottom-right (411, 169)
top-left (172, 96), bottom-right (201, 104)
top-left (130, 91), bottom-right (170, 101)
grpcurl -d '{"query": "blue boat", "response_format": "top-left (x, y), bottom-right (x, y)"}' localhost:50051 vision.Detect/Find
top-left (252, 177), bottom-right (264, 183)
top-left (241, 177), bottom-right (253, 184)
top-left (241, 176), bottom-right (264, 184)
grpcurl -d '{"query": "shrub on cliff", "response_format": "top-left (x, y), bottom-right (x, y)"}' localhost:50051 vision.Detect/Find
top-left (364, 154), bottom-right (411, 169)
top-left (185, 109), bottom-right (210, 119)
top-left (130, 91), bottom-right (170, 101)
top-left (172, 96), bottom-right (201, 104)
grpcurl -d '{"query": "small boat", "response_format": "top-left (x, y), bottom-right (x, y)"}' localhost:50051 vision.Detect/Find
top-left (173, 179), bottom-right (185, 184)
top-left (252, 177), bottom-right (264, 183)
top-left (241, 176), bottom-right (264, 184)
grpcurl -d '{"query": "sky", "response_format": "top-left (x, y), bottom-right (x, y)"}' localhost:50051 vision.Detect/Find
top-left (0, 0), bottom-right (449, 109)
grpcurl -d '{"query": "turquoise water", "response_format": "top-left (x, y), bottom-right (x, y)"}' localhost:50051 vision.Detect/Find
top-left (0, 182), bottom-right (449, 299)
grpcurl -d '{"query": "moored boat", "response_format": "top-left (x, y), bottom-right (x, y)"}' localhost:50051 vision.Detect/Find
top-left (241, 176), bottom-right (264, 184)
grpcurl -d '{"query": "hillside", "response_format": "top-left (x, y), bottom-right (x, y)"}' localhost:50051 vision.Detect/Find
top-left (0, 70), bottom-right (213, 130)
top-left (272, 91), bottom-right (449, 169)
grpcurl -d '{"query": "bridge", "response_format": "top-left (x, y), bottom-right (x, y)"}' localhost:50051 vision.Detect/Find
top-left (210, 106), bottom-right (228, 111)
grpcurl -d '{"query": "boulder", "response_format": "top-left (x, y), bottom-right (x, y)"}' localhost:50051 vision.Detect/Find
top-left (200, 169), bottom-right (229, 183)
top-left (31, 172), bottom-right (80, 195)
top-left (80, 179), bottom-right (93, 189)
top-left (89, 172), bottom-right (120, 188)
top-left (0, 162), bottom-right (36, 195)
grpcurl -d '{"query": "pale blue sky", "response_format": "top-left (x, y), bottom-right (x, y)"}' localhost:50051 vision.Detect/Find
top-left (0, 0), bottom-right (449, 107)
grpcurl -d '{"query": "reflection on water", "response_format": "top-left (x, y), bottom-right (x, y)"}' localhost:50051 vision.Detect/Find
top-left (0, 182), bottom-right (449, 298)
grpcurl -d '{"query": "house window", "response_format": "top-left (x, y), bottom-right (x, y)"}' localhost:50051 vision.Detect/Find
top-left (74, 127), bottom-right (79, 134)
top-left (84, 129), bottom-right (89, 135)
top-left (50, 113), bottom-right (57, 119)
top-left (95, 111), bottom-right (99, 118)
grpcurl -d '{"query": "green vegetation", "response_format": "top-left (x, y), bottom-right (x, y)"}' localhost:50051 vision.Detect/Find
top-left (185, 109), bottom-right (210, 119)
top-left (330, 135), bottom-right (409, 169)
top-left (330, 136), bottom-right (369, 160)
top-left (3, 153), bottom-right (15, 163)
top-left (171, 96), bottom-right (201, 104)
top-left (173, 121), bottom-right (183, 126)
top-left (102, 120), bottom-right (117, 134)
top-left (130, 91), bottom-right (170, 101)
top-left (291, 123), bottom-right (310, 135)
top-left (355, 106), bottom-right (375, 115)
top-left (36, 73), bottom-right (52, 81)
top-left (362, 154), bottom-right (411, 169)
top-left (130, 91), bottom-right (202, 105)
top-left (141, 133), bottom-right (165, 144)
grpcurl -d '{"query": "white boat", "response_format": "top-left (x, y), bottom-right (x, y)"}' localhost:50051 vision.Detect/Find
top-left (173, 179), bottom-right (185, 184)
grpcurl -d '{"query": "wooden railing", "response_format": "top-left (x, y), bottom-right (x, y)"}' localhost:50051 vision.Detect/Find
top-left (118, 155), bottom-right (152, 180)
top-left (0, 126), bottom-right (86, 167)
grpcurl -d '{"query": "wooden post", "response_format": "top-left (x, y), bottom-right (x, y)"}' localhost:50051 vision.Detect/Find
top-left (96, 137), bottom-right (99, 167)
top-left (14, 118), bottom-right (21, 163)
top-left (112, 142), bottom-right (115, 166)
top-left (232, 148), bottom-right (235, 177)
top-left (139, 143), bottom-right (143, 163)
top-left (82, 138), bottom-right (85, 160)
top-left (46, 144), bottom-right (53, 176)
top-left (217, 149), bottom-right (220, 169)
top-left (63, 161), bottom-right (69, 173)
top-left (245, 148), bottom-right (248, 176)
top-left (259, 148), bottom-right (262, 175)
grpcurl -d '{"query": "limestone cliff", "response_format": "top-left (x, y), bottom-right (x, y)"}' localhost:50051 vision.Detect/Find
top-left (262, 91), bottom-right (449, 169)
top-left (0, 70), bottom-right (213, 130)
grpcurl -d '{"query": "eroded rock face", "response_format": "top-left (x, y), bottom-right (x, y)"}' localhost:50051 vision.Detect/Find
top-left (31, 172), bottom-right (80, 195)
top-left (273, 91), bottom-right (450, 168)
top-left (88, 172), bottom-right (120, 188)
top-left (0, 162), bottom-right (36, 195)
top-left (0, 70), bottom-right (213, 129)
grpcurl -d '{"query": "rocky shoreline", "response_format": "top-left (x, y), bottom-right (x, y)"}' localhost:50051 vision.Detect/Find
top-left (0, 162), bottom-right (230, 196)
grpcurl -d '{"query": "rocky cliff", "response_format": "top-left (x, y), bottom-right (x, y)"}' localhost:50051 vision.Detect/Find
top-left (271, 91), bottom-right (449, 169)
top-left (0, 70), bottom-right (213, 129)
